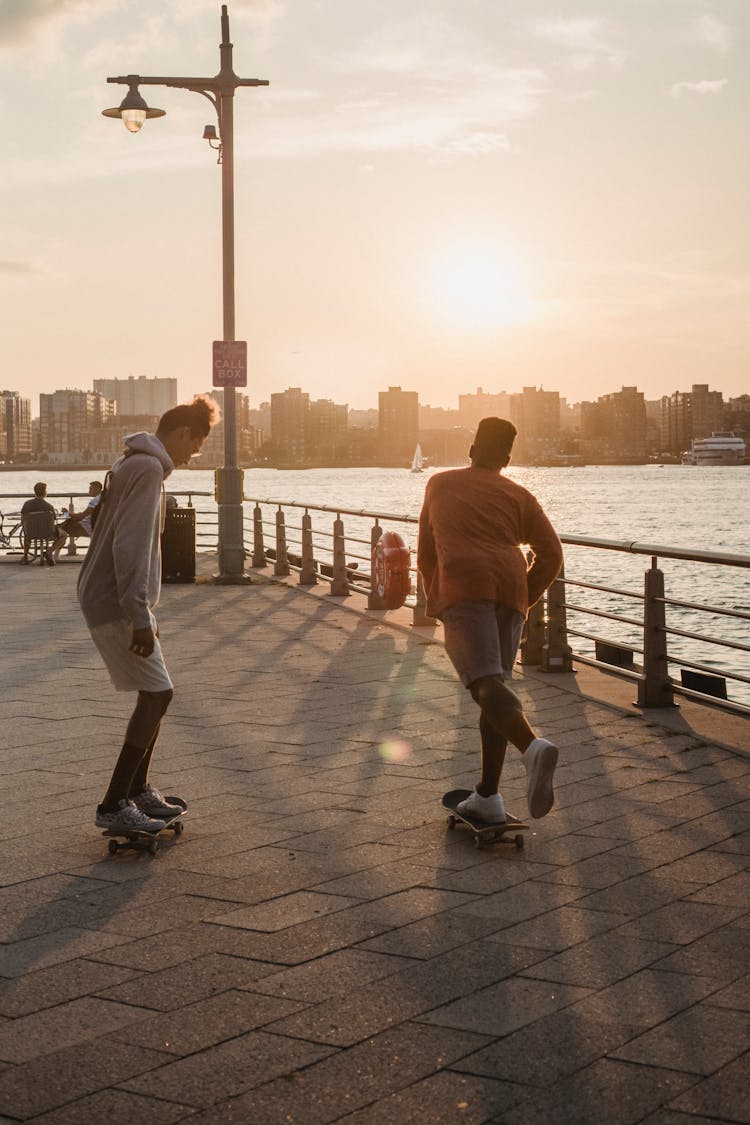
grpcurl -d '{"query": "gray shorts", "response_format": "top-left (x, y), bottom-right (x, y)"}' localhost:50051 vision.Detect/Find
top-left (442, 601), bottom-right (524, 688)
top-left (88, 616), bottom-right (173, 693)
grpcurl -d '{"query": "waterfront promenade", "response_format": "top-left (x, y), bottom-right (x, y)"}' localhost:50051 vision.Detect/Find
top-left (0, 555), bottom-right (748, 1124)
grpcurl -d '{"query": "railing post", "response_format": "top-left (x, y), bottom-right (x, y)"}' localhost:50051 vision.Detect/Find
top-left (329, 514), bottom-right (350, 597)
top-left (65, 494), bottom-right (77, 556)
top-left (542, 565), bottom-right (573, 672)
top-left (274, 507), bottom-right (290, 576)
top-left (252, 503), bottom-right (266, 568)
top-left (412, 569), bottom-right (436, 627)
top-left (368, 520), bottom-right (384, 609)
top-left (299, 510), bottom-right (317, 586)
top-left (637, 558), bottom-right (675, 707)
top-left (521, 595), bottom-right (545, 665)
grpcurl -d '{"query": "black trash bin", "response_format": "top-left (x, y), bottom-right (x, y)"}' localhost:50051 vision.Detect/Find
top-left (162, 507), bottom-right (196, 583)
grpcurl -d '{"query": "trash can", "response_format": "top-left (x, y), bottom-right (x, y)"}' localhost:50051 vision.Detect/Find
top-left (162, 507), bottom-right (196, 583)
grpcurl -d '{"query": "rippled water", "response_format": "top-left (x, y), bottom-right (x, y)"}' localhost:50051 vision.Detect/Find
top-left (2, 464), bottom-right (748, 703)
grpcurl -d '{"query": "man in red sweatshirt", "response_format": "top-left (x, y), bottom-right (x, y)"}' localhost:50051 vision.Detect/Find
top-left (418, 417), bottom-right (563, 824)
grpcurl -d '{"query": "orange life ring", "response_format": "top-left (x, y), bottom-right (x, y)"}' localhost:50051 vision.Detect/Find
top-left (372, 531), bottom-right (411, 609)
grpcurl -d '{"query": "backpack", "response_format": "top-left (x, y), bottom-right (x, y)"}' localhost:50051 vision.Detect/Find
top-left (89, 450), bottom-right (148, 533)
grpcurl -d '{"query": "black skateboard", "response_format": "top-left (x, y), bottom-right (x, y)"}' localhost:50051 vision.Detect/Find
top-left (443, 789), bottom-right (528, 851)
top-left (102, 810), bottom-right (185, 856)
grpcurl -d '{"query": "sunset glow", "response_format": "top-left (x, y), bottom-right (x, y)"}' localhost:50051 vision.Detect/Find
top-left (431, 247), bottom-right (532, 329)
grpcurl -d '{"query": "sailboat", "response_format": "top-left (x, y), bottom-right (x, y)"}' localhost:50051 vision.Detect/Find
top-left (410, 443), bottom-right (424, 473)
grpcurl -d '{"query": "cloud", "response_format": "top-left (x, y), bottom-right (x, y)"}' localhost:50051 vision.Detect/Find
top-left (0, 0), bottom-right (101, 47)
top-left (669, 78), bottom-right (727, 97)
top-left (690, 14), bottom-right (731, 53)
top-left (0, 260), bottom-right (36, 275)
top-left (532, 16), bottom-right (625, 70)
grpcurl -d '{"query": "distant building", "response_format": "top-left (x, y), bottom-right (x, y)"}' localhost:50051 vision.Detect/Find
top-left (378, 386), bottom-right (418, 466)
top-left (660, 383), bottom-right (724, 456)
top-left (308, 398), bottom-right (348, 463)
top-left (0, 390), bottom-right (32, 461)
top-left (581, 386), bottom-right (647, 461)
top-left (271, 387), bottom-right (310, 465)
top-left (724, 394), bottom-right (750, 443)
top-left (39, 389), bottom-right (116, 463)
top-left (511, 387), bottom-right (560, 463)
top-left (93, 376), bottom-right (178, 417)
top-left (458, 387), bottom-right (512, 429)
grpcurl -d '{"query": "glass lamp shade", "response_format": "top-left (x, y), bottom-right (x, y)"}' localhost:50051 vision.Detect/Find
top-left (122, 107), bottom-right (147, 132)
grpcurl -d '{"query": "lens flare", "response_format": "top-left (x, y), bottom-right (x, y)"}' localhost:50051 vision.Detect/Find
top-left (378, 739), bottom-right (412, 763)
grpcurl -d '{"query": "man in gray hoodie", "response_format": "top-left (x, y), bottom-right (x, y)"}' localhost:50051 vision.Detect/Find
top-left (78, 396), bottom-right (219, 835)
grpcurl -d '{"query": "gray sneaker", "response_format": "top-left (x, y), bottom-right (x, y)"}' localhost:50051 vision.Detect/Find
top-left (96, 798), bottom-right (166, 834)
top-left (524, 738), bottom-right (559, 818)
top-left (131, 783), bottom-right (183, 819)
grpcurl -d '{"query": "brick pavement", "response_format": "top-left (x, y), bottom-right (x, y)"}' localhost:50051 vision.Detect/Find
top-left (0, 556), bottom-right (748, 1123)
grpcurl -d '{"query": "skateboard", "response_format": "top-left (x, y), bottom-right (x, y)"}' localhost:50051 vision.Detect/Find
top-left (102, 811), bottom-right (185, 856)
top-left (442, 789), bottom-right (528, 851)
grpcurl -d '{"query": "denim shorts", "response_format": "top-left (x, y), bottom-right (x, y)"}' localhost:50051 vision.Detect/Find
top-left (442, 601), bottom-right (524, 688)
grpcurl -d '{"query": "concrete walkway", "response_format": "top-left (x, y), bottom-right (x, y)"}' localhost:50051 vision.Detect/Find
top-left (0, 556), bottom-right (748, 1124)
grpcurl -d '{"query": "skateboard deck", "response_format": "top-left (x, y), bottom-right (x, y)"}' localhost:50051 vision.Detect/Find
top-left (102, 812), bottom-right (184, 856)
top-left (442, 789), bottom-right (528, 851)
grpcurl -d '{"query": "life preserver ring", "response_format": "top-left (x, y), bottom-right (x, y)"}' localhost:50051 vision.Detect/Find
top-left (372, 531), bottom-right (411, 609)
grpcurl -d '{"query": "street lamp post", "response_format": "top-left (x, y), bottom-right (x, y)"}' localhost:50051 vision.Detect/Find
top-left (103, 4), bottom-right (268, 583)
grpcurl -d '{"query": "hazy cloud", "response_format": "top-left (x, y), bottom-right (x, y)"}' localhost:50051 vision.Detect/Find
top-left (532, 16), bottom-right (625, 70)
top-left (0, 260), bottom-right (36, 275)
top-left (0, 0), bottom-right (99, 47)
top-left (690, 13), bottom-right (731, 52)
top-left (670, 78), bottom-right (727, 97)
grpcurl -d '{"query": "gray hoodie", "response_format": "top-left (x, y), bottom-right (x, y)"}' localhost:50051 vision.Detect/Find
top-left (77, 432), bottom-right (174, 630)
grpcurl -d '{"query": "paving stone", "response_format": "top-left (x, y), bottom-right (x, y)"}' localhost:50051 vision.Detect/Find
top-left (614, 899), bottom-right (745, 945)
top-left (0, 926), bottom-right (131, 979)
top-left (0, 957), bottom-right (139, 1018)
top-left (182, 1022), bottom-right (492, 1123)
top-left (570, 968), bottom-right (721, 1029)
top-left (338, 1069), bottom-right (526, 1124)
top-left (251, 947), bottom-right (415, 1003)
top-left (652, 926), bottom-right (750, 981)
top-left (668, 1052), bottom-right (750, 1121)
top-left (28, 1088), bottom-right (196, 1125)
top-left (419, 975), bottom-right (591, 1038)
top-left (201, 889), bottom-right (360, 932)
top-left (521, 931), bottom-right (677, 988)
top-left (705, 974), bottom-right (750, 1012)
top-left (121, 1029), bottom-right (334, 1107)
top-left (611, 1003), bottom-right (749, 1074)
top-left (0, 1038), bottom-right (170, 1119)
top-left (202, 910), bottom-right (393, 965)
top-left (95, 952), bottom-right (278, 1011)
top-left (456, 880), bottom-right (588, 925)
top-left (452, 1007), bottom-right (640, 1086)
top-left (498, 1058), bottom-right (699, 1125)
top-left (486, 904), bottom-right (628, 953)
top-left (360, 910), bottom-right (518, 960)
top-left (0, 996), bottom-right (158, 1064)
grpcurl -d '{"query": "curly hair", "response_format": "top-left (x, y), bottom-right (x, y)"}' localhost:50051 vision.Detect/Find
top-left (157, 395), bottom-right (221, 439)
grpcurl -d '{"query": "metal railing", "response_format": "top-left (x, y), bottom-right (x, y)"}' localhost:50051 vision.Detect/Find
top-left (244, 497), bottom-right (750, 717)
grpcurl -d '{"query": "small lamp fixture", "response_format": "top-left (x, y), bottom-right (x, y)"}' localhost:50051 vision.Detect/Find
top-left (203, 123), bottom-right (223, 162)
top-left (103, 81), bottom-right (166, 133)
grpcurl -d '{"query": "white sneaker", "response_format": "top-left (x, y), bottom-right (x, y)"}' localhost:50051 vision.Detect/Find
top-left (132, 784), bottom-right (183, 819)
top-left (524, 738), bottom-right (558, 818)
top-left (96, 799), bottom-right (166, 834)
top-left (456, 790), bottom-right (507, 824)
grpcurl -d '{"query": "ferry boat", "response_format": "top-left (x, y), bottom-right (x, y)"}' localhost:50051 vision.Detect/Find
top-left (681, 432), bottom-right (746, 465)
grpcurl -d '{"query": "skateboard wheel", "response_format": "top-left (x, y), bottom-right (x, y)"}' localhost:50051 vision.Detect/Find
top-left (474, 836), bottom-right (483, 850)
top-left (108, 839), bottom-right (119, 855)
top-left (148, 839), bottom-right (159, 856)
top-left (515, 834), bottom-right (524, 850)
top-left (447, 816), bottom-right (456, 830)
top-left (173, 820), bottom-right (184, 836)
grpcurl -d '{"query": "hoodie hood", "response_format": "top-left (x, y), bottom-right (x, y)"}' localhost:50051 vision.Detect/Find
top-left (123, 432), bottom-right (175, 478)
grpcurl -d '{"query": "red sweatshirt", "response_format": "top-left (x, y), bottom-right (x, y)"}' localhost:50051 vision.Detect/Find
top-left (417, 466), bottom-right (563, 619)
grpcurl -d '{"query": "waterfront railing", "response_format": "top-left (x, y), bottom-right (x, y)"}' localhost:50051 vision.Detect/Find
top-left (245, 496), bottom-right (750, 718)
top-left (3, 490), bottom-right (748, 717)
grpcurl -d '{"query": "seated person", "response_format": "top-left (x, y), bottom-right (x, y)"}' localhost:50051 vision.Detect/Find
top-left (21, 482), bottom-right (66, 565)
top-left (54, 480), bottom-right (103, 559)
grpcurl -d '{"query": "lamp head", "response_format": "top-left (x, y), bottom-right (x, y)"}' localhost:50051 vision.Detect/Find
top-left (103, 80), bottom-right (166, 132)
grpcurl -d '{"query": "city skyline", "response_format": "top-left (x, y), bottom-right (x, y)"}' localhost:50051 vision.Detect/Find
top-left (1, 1), bottom-right (748, 409)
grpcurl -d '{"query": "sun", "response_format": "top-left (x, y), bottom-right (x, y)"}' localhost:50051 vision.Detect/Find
top-left (429, 244), bottom-right (533, 328)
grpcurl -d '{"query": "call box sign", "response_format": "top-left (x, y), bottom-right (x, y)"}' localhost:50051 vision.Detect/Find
top-left (212, 340), bottom-right (247, 387)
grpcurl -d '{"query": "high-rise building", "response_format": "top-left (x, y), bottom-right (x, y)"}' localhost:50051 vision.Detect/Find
top-left (581, 386), bottom-right (646, 461)
top-left (309, 399), bottom-right (348, 463)
top-left (511, 387), bottom-right (560, 462)
top-left (378, 386), bottom-right (418, 466)
top-left (39, 390), bottom-right (115, 463)
top-left (659, 383), bottom-right (724, 456)
top-left (271, 387), bottom-right (310, 465)
top-left (457, 387), bottom-right (512, 429)
top-left (93, 376), bottom-right (177, 417)
top-left (0, 390), bottom-right (32, 461)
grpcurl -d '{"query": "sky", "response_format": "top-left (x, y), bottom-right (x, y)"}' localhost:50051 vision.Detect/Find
top-left (1, 0), bottom-right (748, 412)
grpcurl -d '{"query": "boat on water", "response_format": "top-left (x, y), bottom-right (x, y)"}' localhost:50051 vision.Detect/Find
top-left (410, 443), bottom-right (424, 473)
top-left (681, 432), bottom-right (747, 466)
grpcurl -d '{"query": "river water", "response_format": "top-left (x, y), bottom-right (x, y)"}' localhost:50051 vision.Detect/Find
top-left (1, 464), bottom-right (748, 703)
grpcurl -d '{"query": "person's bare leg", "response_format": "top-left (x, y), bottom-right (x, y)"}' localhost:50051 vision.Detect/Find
top-left (477, 712), bottom-right (508, 797)
top-left (470, 675), bottom-right (536, 753)
top-left (99, 690), bottom-right (172, 810)
top-left (128, 722), bottom-right (161, 796)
